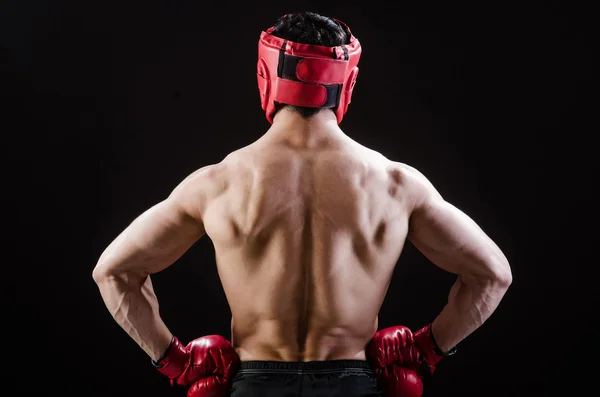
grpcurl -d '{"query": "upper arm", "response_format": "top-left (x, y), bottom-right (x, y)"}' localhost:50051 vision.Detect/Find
top-left (403, 165), bottom-right (511, 282)
top-left (94, 165), bottom-right (219, 277)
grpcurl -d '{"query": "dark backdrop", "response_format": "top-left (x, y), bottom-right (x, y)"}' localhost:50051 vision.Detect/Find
top-left (3, 1), bottom-right (596, 396)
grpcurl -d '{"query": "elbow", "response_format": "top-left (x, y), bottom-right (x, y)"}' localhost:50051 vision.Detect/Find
top-left (92, 262), bottom-right (113, 285)
top-left (92, 258), bottom-right (123, 285)
top-left (92, 260), bottom-right (147, 288)
top-left (466, 256), bottom-right (512, 291)
top-left (93, 248), bottom-right (116, 284)
top-left (486, 256), bottom-right (513, 290)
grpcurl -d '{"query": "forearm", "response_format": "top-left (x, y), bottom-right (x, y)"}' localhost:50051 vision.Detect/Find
top-left (431, 273), bottom-right (510, 352)
top-left (95, 273), bottom-right (172, 361)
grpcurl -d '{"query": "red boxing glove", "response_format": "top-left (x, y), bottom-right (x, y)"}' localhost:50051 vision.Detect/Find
top-left (153, 335), bottom-right (241, 397)
top-left (366, 324), bottom-right (453, 397)
top-left (413, 324), bottom-right (451, 375)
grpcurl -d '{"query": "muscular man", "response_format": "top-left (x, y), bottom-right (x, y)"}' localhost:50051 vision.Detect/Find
top-left (93, 12), bottom-right (512, 397)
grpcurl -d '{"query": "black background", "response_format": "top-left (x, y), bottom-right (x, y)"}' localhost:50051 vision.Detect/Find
top-left (2, 1), bottom-right (596, 396)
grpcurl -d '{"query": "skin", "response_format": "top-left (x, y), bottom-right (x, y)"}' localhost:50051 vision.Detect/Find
top-left (93, 108), bottom-right (512, 362)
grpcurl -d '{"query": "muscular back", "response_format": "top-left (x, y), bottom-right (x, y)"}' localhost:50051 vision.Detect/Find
top-left (201, 136), bottom-right (411, 361)
top-left (94, 111), bottom-right (510, 364)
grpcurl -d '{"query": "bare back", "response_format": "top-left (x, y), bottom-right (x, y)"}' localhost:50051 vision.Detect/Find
top-left (202, 134), bottom-right (411, 361)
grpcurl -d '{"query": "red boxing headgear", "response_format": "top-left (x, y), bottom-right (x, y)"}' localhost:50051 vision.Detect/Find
top-left (256, 19), bottom-right (362, 124)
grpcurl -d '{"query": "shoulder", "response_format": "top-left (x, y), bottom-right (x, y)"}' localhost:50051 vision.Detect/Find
top-left (176, 163), bottom-right (228, 193)
top-left (386, 161), bottom-right (442, 208)
top-left (175, 143), bottom-right (257, 191)
top-left (388, 161), bottom-right (426, 184)
top-left (356, 147), bottom-right (424, 185)
top-left (167, 162), bottom-right (229, 218)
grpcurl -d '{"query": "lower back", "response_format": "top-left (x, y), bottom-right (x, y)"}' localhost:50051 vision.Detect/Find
top-left (218, 244), bottom-right (391, 362)
top-left (232, 316), bottom-right (376, 361)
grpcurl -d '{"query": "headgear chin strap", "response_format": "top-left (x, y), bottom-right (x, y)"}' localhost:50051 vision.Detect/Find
top-left (257, 19), bottom-right (362, 124)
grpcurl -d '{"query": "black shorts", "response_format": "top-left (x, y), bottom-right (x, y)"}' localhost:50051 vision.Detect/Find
top-left (230, 360), bottom-right (383, 397)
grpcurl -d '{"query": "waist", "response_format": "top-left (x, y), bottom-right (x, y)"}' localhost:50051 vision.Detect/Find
top-left (234, 335), bottom-right (370, 361)
top-left (238, 360), bottom-right (373, 374)
top-left (233, 318), bottom-right (376, 361)
top-left (235, 344), bottom-right (368, 361)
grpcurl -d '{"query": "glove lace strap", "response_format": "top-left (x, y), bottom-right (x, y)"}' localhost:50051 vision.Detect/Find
top-left (429, 327), bottom-right (458, 357)
top-left (151, 335), bottom-right (176, 368)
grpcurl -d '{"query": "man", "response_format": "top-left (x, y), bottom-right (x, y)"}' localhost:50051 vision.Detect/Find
top-left (93, 12), bottom-right (512, 397)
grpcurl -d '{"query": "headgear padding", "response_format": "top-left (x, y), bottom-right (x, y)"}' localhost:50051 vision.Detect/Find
top-left (256, 19), bottom-right (362, 124)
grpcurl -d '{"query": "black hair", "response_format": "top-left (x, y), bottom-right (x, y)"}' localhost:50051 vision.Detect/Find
top-left (270, 12), bottom-right (351, 118)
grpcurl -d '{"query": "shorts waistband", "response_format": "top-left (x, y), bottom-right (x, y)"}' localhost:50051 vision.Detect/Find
top-left (238, 360), bottom-right (373, 374)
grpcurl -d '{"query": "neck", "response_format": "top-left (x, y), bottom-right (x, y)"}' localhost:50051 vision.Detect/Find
top-left (263, 109), bottom-right (347, 148)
